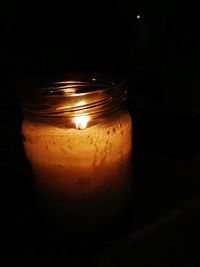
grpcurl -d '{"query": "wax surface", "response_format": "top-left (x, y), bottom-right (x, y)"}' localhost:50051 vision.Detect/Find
top-left (22, 111), bottom-right (132, 231)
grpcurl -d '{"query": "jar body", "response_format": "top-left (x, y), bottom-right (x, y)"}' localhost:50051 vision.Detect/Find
top-left (21, 78), bottom-right (132, 233)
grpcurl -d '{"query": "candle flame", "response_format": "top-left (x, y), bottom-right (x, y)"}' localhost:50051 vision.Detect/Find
top-left (74, 115), bottom-right (89, 130)
top-left (73, 101), bottom-right (89, 129)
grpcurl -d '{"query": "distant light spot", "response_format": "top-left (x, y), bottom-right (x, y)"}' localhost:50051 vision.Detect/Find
top-left (136, 14), bottom-right (141, 19)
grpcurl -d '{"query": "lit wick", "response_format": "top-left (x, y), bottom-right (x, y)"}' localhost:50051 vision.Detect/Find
top-left (73, 101), bottom-right (89, 130)
top-left (74, 115), bottom-right (89, 130)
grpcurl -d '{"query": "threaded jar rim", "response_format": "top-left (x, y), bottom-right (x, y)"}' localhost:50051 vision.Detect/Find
top-left (21, 73), bottom-right (127, 119)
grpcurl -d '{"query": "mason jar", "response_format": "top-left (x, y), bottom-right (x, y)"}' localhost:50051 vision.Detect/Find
top-left (20, 74), bottom-right (133, 233)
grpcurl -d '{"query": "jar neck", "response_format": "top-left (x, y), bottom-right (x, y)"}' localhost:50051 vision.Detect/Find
top-left (22, 74), bottom-right (127, 112)
top-left (21, 74), bottom-right (127, 127)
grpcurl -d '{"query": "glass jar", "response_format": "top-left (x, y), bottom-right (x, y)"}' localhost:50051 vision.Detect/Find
top-left (21, 74), bottom-right (132, 233)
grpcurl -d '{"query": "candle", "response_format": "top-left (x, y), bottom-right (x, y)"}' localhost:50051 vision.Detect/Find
top-left (21, 77), bottom-right (132, 232)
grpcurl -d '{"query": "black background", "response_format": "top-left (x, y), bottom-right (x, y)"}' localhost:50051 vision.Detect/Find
top-left (0, 2), bottom-right (200, 76)
top-left (0, 1), bottom-right (200, 113)
top-left (0, 1), bottom-right (200, 266)
top-left (1, 1), bottom-right (200, 101)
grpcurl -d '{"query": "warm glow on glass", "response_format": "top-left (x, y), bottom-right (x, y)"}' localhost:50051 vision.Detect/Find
top-left (56, 101), bottom-right (86, 111)
top-left (63, 88), bottom-right (76, 93)
top-left (75, 101), bottom-right (86, 107)
top-left (74, 115), bottom-right (89, 130)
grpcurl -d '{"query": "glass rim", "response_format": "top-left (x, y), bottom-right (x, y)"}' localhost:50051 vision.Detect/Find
top-left (20, 73), bottom-right (127, 118)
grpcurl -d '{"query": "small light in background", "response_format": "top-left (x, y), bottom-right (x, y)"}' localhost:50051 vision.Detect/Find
top-left (136, 14), bottom-right (141, 20)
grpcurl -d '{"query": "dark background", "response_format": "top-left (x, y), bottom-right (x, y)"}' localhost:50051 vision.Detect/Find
top-left (0, 1), bottom-right (200, 266)
top-left (0, 1), bottom-right (200, 116)
top-left (1, 1), bottom-right (200, 103)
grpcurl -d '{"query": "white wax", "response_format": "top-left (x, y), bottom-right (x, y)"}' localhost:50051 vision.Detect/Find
top-left (22, 111), bottom-right (132, 231)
